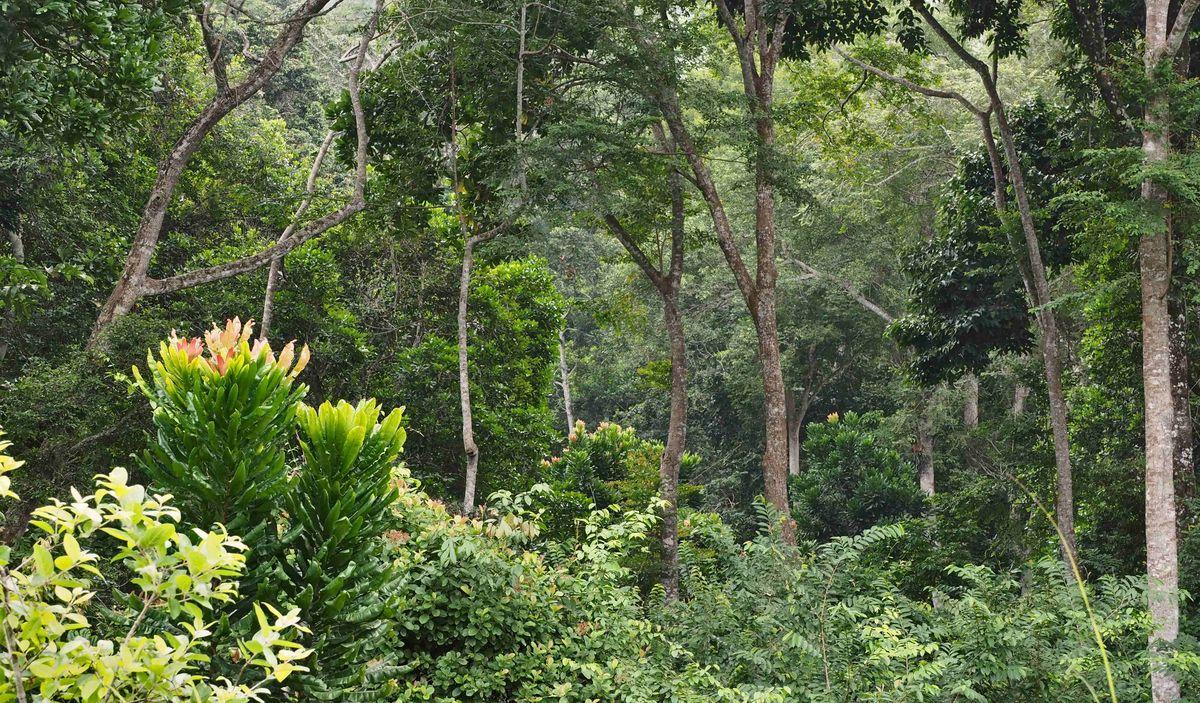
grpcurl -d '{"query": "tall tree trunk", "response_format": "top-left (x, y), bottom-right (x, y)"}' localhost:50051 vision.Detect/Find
top-left (786, 388), bottom-right (800, 476)
top-left (838, 39), bottom-right (1077, 558)
top-left (601, 152), bottom-right (690, 599)
top-left (1143, 7), bottom-right (1180, 694)
top-left (963, 374), bottom-right (979, 429)
top-left (458, 234), bottom-right (481, 514)
top-left (558, 328), bottom-right (575, 435)
top-left (660, 294), bottom-right (687, 601)
top-left (1172, 295), bottom-right (1195, 524)
top-left (644, 0), bottom-right (794, 542)
top-left (987, 100), bottom-right (1077, 564)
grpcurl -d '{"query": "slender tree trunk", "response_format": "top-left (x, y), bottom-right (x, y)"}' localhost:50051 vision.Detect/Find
top-left (601, 153), bottom-right (690, 598)
top-left (786, 388), bottom-right (800, 476)
top-left (559, 328), bottom-right (575, 435)
top-left (260, 130), bottom-right (336, 339)
top-left (1143, 4), bottom-right (1180, 690)
top-left (660, 294), bottom-right (687, 601)
top-left (0, 217), bottom-right (24, 363)
top-left (458, 234), bottom-right (480, 514)
top-left (963, 374), bottom-right (979, 429)
top-left (986, 99), bottom-right (1078, 564)
top-left (90, 0), bottom-right (370, 342)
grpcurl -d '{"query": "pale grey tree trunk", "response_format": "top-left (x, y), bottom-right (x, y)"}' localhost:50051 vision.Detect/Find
top-left (962, 374), bottom-right (979, 429)
top-left (917, 400), bottom-right (935, 497)
top-left (558, 328), bottom-right (575, 435)
top-left (1143, 6), bottom-right (1180, 697)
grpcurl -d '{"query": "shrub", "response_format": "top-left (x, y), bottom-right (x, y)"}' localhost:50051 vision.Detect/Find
top-left (662, 523), bottom-right (1158, 701)
top-left (378, 471), bottom-right (768, 702)
top-left (133, 319), bottom-right (403, 701)
top-left (0, 434), bottom-right (310, 703)
top-left (790, 411), bottom-right (926, 541)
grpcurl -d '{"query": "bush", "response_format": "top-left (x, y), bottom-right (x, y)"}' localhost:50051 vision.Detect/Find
top-left (0, 434), bottom-right (310, 702)
top-left (378, 471), bottom-right (764, 702)
top-left (791, 411), bottom-right (926, 541)
top-left (662, 523), bottom-right (1158, 701)
top-left (133, 319), bottom-right (402, 701)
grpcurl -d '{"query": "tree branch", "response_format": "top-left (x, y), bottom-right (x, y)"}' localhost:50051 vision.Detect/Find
top-left (145, 0), bottom-right (380, 297)
top-left (833, 47), bottom-right (986, 116)
top-left (790, 257), bottom-right (895, 323)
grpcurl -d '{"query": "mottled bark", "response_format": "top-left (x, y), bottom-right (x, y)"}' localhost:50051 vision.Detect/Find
top-left (1143, 41), bottom-right (1180, 703)
top-left (1172, 295), bottom-right (1195, 523)
top-left (458, 233), bottom-right (481, 514)
top-left (1143, 0), bottom-right (1187, 696)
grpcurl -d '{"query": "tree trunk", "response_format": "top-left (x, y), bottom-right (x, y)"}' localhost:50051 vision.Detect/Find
top-left (649, 0), bottom-right (794, 543)
top-left (90, 0), bottom-right (368, 343)
top-left (260, 130), bottom-right (336, 339)
top-left (458, 234), bottom-right (481, 514)
top-left (757, 295), bottom-right (793, 540)
top-left (0, 217), bottom-right (24, 363)
top-left (660, 294), bottom-right (687, 602)
top-left (786, 388), bottom-right (801, 476)
top-left (987, 99), bottom-right (1077, 564)
top-left (917, 399), bottom-right (935, 497)
top-left (1143, 4), bottom-right (1181, 689)
top-left (1012, 384), bottom-right (1031, 416)
top-left (601, 153), bottom-right (689, 598)
top-left (1171, 294), bottom-right (1195, 525)
top-left (558, 328), bottom-right (575, 436)
top-left (963, 374), bottom-right (979, 429)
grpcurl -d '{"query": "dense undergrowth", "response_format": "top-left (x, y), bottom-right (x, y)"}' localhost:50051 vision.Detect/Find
top-left (0, 325), bottom-right (1193, 701)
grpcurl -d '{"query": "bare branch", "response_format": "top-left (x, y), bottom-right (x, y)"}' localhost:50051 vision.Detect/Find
top-left (833, 48), bottom-right (986, 116)
top-left (146, 0), bottom-right (381, 297)
top-left (789, 257), bottom-right (895, 323)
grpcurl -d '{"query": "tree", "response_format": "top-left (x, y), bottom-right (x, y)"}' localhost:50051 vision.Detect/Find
top-left (90, 0), bottom-right (379, 339)
top-left (838, 5), bottom-right (1080, 562)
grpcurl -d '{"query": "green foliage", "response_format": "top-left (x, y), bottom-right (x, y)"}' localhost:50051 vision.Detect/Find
top-left (0, 0), bottom-right (188, 143)
top-left (664, 524), bottom-right (1159, 701)
top-left (134, 321), bottom-right (408, 700)
top-left (0, 441), bottom-right (311, 702)
top-left (791, 411), bottom-right (925, 541)
top-left (538, 420), bottom-right (700, 539)
top-left (135, 319), bottom-right (309, 545)
top-left (378, 473), bottom-right (753, 702)
top-left (379, 255), bottom-right (563, 500)
top-left (285, 399), bottom-right (406, 700)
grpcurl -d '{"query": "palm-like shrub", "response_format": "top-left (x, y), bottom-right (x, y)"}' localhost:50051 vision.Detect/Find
top-left (134, 318), bottom-right (309, 546)
top-left (285, 400), bottom-right (406, 700)
top-left (132, 320), bottom-right (406, 701)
